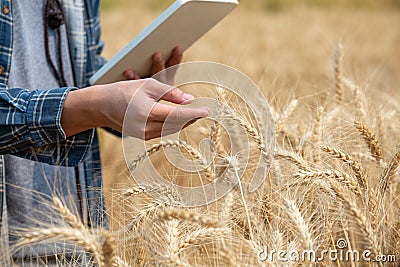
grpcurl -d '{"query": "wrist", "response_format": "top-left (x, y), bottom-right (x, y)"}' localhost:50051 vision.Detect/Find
top-left (61, 86), bottom-right (105, 137)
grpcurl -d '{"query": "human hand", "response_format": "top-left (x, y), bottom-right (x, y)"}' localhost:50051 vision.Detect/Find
top-left (123, 46), bottom-right (183, 84)
top-left (61, 78), bottom-right (209, 140)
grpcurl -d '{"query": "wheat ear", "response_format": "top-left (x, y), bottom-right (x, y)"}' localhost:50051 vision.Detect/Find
top-left (178, 227), bottom-right (230, 253)
top-left (312, 107), bottom-right (323, 163)
top-left (129, 140), bottom-right (213, 180)
top-left (275, 99), bottom-right (299, 134)
top-left (377, 150), bottom-right (400, 204)
top-left (112, 256), bottom-right (130, 267)
top-left (284, 199), bottom-right (314, 251)
top-left (354, 88), bottom-right (366, 120)
top-left (220, 244), bottom-right (238, 267)
top-left (99, 231), bottom-right (117, 267)
top-left (211, 86), bottom-right (228, 156)
top-left (294, 168), bottom-right (362, 197)
top-left (166, 219), bottom-right (182, 266)
top-left (321, 145), bottom-right (367, 190)
top-left (334, 41), bottom-right (344, 103)
top-left (329, 181), bottom-right (381, 258)
top-left (14, 227), bottom-right (104, 267)
top-left (52, 196), bottom-right (87, 232)
top-left (157, 208), bottom-right (222, 228)
top-left (223, 106), bottom-right (266, 153)
top-left (275, 149), bottom-right (310, 171)
top-left (354, 120), bottom-right (383, 162)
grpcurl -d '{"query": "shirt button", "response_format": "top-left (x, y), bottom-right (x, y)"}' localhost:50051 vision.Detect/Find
top-left (3, 6), bottom-right (9, 15)
top-left (0, 65), bottom-right (4, 75)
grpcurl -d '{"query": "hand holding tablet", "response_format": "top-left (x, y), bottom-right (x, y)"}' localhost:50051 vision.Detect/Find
top-left (90, 0), bottom-right (238, 85)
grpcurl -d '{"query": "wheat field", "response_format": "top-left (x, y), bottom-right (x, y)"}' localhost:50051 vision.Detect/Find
top-left (1, 1), bottom-right (400, 266)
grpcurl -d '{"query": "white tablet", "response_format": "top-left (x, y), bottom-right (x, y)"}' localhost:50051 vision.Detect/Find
top-left (90, 0), bottom-right (238, 85)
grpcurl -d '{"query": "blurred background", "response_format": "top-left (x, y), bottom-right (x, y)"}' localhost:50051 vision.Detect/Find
top-left (98, 0), bottom-right (400, 191)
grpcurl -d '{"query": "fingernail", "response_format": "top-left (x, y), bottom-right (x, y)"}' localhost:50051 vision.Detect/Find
top-left (183, 93), bottom-right (194, 101)
top-left (175, 46), bottom-right (183, 55)
top-left (154, 52), bottom-right (162, 62)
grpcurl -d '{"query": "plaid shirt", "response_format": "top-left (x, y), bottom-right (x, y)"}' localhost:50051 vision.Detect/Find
top-left (0, 0), bottom-right (108, 227)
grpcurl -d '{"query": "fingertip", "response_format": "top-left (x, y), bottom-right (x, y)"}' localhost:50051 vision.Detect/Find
top-left (124, 69), bottom-right (135, 80)
top-left (174, 46), bottom-right (183, 56)
top-left (182, 93), bottom-right (194, 102)
top-left (198, 106), bottom-right (210, 118)
top-left (153, 52), bottom-right (163, 62)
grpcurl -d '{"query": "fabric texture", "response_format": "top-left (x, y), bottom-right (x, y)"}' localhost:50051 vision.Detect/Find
top-left (0, 0), bottom-right (108, 232)
top-left (5, 0), bottom-right (86, 260)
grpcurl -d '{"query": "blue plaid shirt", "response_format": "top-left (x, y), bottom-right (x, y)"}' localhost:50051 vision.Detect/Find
top-left (0, 0), bottom-right (109, 227)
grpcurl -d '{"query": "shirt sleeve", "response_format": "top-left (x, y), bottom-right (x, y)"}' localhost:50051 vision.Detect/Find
top-left (0, 84), bottom-right (94, 167)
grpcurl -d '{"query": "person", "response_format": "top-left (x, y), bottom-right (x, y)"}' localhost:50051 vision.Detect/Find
top-left (0, 0), bottom-right (209, 264)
